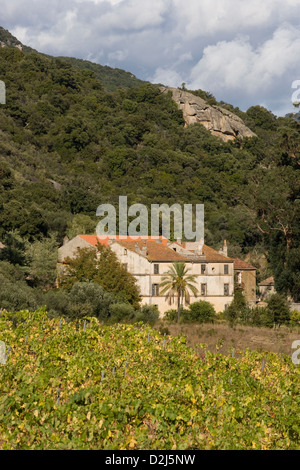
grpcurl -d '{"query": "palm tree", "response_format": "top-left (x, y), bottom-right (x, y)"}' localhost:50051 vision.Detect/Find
top-left (160, 262), bottom-right (198, 323)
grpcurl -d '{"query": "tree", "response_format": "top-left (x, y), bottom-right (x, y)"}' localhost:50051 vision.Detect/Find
top-left (160, 262), bottom-right (198, 323)
top-left (224, 285), bottom-right (248, 327)
top-left (267, 293), bottom-right (290, 327)
top-left (62, 243), bottom-right (141, 308)
top-left (25, 233), bottom-right (59, 290)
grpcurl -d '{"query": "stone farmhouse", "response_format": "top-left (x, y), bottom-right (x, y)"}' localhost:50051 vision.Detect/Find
top-left (57, 235), bottom-right (256, 316)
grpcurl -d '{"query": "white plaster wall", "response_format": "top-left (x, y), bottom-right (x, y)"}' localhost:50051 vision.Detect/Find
top-left (58, 236), bottom-right (94, 261)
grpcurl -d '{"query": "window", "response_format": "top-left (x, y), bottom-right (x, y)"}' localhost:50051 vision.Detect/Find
top-left (224, 264), bottom-right (229, 274)
top-left (224, 284), bottom-right (229, 296)
top-left (152, 284), bottom-right (159, 296)
top-left (124, 249), bottom-right (127, 255)
top-left (154, 264), bottom-right (159, 274)
top-left (201, 283), bottom-right (207, 296)
top-left (201, 264), bottom-right (206, 274)
top-left (122, 263), bottom-right (128, 271)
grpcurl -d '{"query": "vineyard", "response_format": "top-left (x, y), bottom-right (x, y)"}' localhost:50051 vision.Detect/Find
top-left (0, 308), bottom-right (299, 450)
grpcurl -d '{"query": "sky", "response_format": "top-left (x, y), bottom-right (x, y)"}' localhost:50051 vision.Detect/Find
top-left (1, 0), bottom-right (300, 116)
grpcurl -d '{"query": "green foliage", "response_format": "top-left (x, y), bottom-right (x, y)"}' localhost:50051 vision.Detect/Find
top-left (0, 39), bottom-right (299, 304)
top-left (68, 282), bottom-right (116, 320)
top-left (267, 293), bottom-right (291, 327)
top-left (247, 306), bottom-right (273, 328)
top-left (62, 244), bottom-right (140, 308)
top-left (0, 275), bottom-right (39, 312)
top-left (25, 234), bottom-right (59, 289)
top-left (109, 303), bottom-right (136, 322)
top-left (290, 310), bottom-right (300, 327)
top-left (160, 262), bottom-right (198, 323)
top-left (0, 310), bottom-right (299, 450)
top-left (187, 300), bottom-right (216, 323)
top-left (134, 304), bottom-right (160, 325)
top-left (224, 286), bottom-right (249, 327)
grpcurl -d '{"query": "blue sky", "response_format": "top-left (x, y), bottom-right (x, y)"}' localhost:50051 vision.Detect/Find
top-left (1, 0), bottom-right (300, 116)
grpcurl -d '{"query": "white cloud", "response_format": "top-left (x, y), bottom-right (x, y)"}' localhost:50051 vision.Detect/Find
top-left (187, 24), bottom-right (300, 96)
top-left (149, 67), bottom-right (185, 88)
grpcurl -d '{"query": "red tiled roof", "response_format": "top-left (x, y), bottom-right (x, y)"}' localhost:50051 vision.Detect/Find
top-left (259, 276), bottom-right (274, 286)
top-left (78, 234), bottom-right (168, 247)
top-left (234, 258), bottom-right (256, 270)
top-left (201, 244), bottom-right (234, 262)
top-left (77, 235), bottom-right (234, 263)
top-left (117, 240), bottom-right (234, 263)
top-left (117, 239), bottom-right (186, 262)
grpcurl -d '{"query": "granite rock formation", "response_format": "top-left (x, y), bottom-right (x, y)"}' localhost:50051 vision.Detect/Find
top-left (161, 86), bottom-right (256, 142)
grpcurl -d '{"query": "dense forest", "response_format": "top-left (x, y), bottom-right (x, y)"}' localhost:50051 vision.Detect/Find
top-left (0, 27), bottom-right (299, 313)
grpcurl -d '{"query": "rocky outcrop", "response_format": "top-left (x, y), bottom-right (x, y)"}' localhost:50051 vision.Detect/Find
top-left (161, 86), bottom-right (256, 142)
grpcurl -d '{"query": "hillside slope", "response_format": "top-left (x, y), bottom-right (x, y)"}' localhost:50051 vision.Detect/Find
top-left (0, 26), bottom-right (144, 91)
top-left (0, 27), bottom-right (299, 302)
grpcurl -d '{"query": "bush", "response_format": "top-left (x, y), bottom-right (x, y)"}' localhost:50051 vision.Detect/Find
top-left (0, 274), bottom-right (39, 312)
top-left (68, 282), bottom-right (116, 320)
top-left (164, 309), bottom-right (177, 321)
top-left (109, 303), bottom-right (136, 322)
top-left (164, 307), bottom-right (189, 322)
top-left (290, 310), bottom-right (300, 327)
top-left (187, 300), bottom-right (216, 323)
top-left (43, 289), bottom-right (72, 318)
top-left (134, 304), bottom-right (159, 325)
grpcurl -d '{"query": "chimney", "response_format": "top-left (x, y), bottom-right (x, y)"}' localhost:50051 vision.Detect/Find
top-left (141, 241), bottom-right (148, 256)
top-left (219, 240), bottom-right (228, 257)
top-left (197, 238), bottom-right (204, 255)
top-left (176, 237), bottom-right (182, 245)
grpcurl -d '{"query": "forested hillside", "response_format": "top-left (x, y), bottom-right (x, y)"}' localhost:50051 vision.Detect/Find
top-left (0, 31), bottom-right (299, 306)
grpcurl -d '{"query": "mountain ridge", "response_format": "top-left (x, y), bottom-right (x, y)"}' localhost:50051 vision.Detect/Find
top-left (0, 26), bottom-right (144, 92)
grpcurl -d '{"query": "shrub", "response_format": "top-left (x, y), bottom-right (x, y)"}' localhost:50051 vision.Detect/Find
top-left (109, 303), bottom-right (136, 322)
top-left (164, 309), bottom-right (177, 321)
top-left (68, 282), bottom-right (115, 320)
top-left (248, 306), bottom-right (272, 327)
top-left (134, 304), bottom-right (159, 325)
top-left (43, 289), bottom-right (72, 318)
top-left (164, 307), bottom-right (189, 322)
top-left (187, 300), bottom-right (216, 323)
top-left (290, 310), bottom-right (300, 327)
top-left (0, 275), bottom-right (39, 312)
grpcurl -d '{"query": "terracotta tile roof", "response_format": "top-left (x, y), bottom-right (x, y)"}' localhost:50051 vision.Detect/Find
top-left (117, 239), bottom-right (186, 262)
top-left (201, 244), bottom-right (234, 262)
top-left (78, 235), bottom-right (168, 247)
top-left (259, 276), bottom-right (274, 286)
top-left (233, 258), bottom-right (256, 270)
top-left (117, 240), bottom-right (234, 263)
top-left (77, 235), bottom-right (234, 263)
top-left (78, 235), bottom-right (103, 247)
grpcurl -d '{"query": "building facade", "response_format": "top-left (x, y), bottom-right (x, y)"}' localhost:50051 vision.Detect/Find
top-left (57, 235), bottom-right (235, 315)
top-left (233, 258), bottom-right (257, 307)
